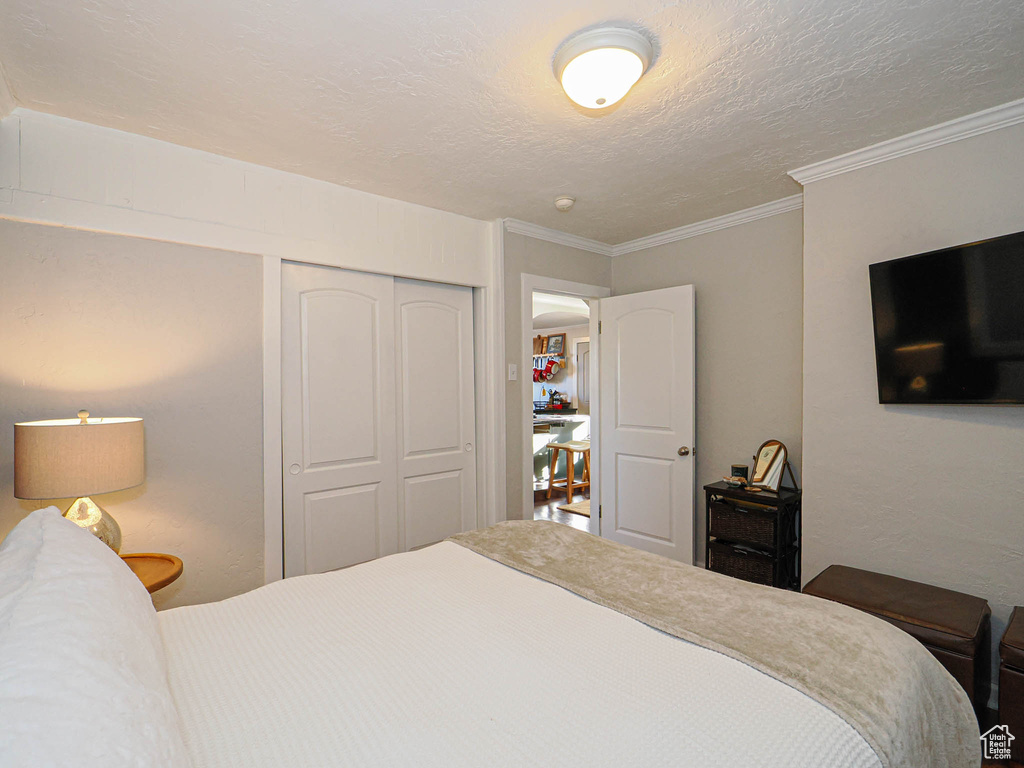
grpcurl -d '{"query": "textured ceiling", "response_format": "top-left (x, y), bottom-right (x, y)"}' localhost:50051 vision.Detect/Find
top-left (533, 293), bottom-right (590, 318)
top-left (532, 291), bottom-right (590, 329)
top-left (533, 312), bottom-right (589, 330)
top-left (1, 0), bottom-right (1023, 244)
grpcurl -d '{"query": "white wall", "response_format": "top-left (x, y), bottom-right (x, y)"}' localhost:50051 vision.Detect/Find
top-left (611, 209), bottom-right (804, 563)
top-left (504, 231), bottom-right (611, 519)
top-left (0, 108), bottom-right (504, 599)
top-left (0, 65), bottom-right (13, 121)
top-left (0, 109), bottom-right (492, 287)
top-left (0, 219), bottom-right (263, 610)
top-left (801, 121), bottom-right (1024, 699)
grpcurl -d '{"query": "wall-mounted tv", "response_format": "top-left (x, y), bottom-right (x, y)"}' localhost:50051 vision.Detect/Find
top-left (869, 229), bottom-right (1024, 405)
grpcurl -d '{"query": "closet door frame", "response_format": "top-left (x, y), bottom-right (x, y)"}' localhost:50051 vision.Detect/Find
top-left (262, 246), bottom-right (506, 583)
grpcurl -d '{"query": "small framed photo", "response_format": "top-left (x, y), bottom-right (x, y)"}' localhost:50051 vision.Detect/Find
top-left (544, 333), bottom-right (566, 356)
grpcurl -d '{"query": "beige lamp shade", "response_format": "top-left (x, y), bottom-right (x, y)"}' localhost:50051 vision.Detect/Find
top-left (14, 415), bottom-right (144, 499)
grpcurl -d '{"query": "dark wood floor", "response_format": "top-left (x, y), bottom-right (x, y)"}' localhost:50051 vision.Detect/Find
top-left (533, 492), bottom-right (591, 532)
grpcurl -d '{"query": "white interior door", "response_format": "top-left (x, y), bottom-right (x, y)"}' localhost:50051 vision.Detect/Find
top-left (282, 263), bottom-right (398, 576)
top-left (597, 285), bottom-right (695, 562)
top-left (394, 278), bottom-right (477, 550)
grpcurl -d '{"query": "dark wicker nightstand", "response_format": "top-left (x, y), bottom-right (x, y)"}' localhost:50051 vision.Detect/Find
top-left (703, 481), bottom-right (801, 590)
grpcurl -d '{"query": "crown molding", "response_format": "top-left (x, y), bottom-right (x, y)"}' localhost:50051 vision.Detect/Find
top-left (502, 218), bottom-right (615, 256)
top-left (504, 195), bottom-right (803, 259)
top-left (612, 195), bottom-right (803, 256)
top-left (789, 97), bottom-right (1024, 185)
top-left (506, 99), bottom-right (1024, 256)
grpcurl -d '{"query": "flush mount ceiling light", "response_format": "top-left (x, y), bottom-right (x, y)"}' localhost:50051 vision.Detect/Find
top-left (553, 27), bottom-right (653, 110)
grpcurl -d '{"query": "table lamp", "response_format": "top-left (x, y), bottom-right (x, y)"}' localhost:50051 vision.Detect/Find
top-left (14, 410), bottom-right (144, 553)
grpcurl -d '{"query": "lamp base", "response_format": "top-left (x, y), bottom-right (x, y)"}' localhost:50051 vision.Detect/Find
top-left (64, 497), bottom-right (122, 553)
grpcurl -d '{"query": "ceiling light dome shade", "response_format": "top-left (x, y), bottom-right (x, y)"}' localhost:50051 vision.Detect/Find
top-left (554, 27), bottom-right (653, 109)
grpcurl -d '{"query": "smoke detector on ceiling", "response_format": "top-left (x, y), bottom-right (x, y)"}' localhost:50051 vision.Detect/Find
top-left (554, 195), bottom-right (576, 212)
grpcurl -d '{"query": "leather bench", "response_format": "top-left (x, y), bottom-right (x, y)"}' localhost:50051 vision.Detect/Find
top-left (1000, 607), bottom-right (1024, 762)
top-left (803, 564), bottom-right (991, 711)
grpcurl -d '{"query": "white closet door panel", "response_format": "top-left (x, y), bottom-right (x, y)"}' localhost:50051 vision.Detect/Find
top-left (282, 263), bottom-right (397, 577)
top-left (400, 303), bottom-right (462, 456)
top-left (303, 291), bottom-right (379, 466)
top-left (394, 279), bottom-right (477, 551)
top-left (403, 471), bottom-right (464, 550)
top-left (303, 484), bottom-right (380, 572)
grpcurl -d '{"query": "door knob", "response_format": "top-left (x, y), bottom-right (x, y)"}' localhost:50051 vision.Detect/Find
top-left (677, 446), bottom-right (690, 456)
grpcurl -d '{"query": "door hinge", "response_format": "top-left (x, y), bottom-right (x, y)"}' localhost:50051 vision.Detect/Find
top-left (598, 504), bottom-right (602, 518)
top-left (598, 321), bottom-right (602, 334)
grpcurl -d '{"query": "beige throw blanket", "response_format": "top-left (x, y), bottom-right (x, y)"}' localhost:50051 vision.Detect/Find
top-left (449, 521), bottom-right (978, 768)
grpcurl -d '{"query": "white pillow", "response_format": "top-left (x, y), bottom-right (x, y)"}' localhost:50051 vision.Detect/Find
top-left (0, 507), bottom-right (192, 768)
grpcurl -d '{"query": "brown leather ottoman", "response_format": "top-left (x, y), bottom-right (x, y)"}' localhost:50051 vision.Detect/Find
top-left (1000, 607), bottom-right (1024, 762)
top-left (803, 564), bottom-right (991, 711)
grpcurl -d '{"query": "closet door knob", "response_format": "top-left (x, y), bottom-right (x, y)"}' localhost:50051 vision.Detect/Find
top-left (289, 463), bottom-right (301, 475)
top-left (677, 447), bottom-right (690, 456)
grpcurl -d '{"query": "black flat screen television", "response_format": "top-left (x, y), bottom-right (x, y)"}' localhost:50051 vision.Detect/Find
top-left (869, 229), bottom-right (1024, 405)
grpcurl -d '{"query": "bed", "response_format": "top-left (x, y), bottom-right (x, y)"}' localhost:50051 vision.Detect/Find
top-left (0, 508), bottom-right (980, 768)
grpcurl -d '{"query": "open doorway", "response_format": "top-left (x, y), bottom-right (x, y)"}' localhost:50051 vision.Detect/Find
top-left (531, 291), bottom-right (591, 531)
top-left (521, 276), bottom-right (697, 563)
top-left (520, 275), bottom-right (610, 534)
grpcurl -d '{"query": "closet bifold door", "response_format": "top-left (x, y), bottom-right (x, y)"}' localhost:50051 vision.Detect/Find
top-left (394, 278), bottom-right (477, 550)
top-left (281, 263), bottom-right (398, 577)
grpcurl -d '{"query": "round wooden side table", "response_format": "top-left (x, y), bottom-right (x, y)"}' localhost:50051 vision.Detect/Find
top-left (121, 553), bottom-right (183, 594)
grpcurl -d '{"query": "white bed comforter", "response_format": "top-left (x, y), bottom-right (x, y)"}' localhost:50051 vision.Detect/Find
top-left (159, 542), bottom-right (881, 768)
